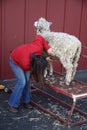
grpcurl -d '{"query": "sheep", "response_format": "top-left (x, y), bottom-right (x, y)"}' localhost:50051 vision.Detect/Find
top-left (34, 17), bottom-right (81, 86)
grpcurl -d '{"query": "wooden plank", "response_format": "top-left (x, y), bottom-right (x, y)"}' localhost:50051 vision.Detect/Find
top-left (80, 0), bottom-right (87, 47)
top-left (47, 0), bottom-right (66, 32)
top-left (0, 0), bottom-right (2, 79)
top-left (64, 0), bottom-right (82, 37)
top-left (1, 0), bottom-right (25, 79)
top-left (79, 0), bottom-right (87, 69)
top-left (25, 0), bottom-right (47, 43)
top-left (46, 0), bottom-right (66, 72)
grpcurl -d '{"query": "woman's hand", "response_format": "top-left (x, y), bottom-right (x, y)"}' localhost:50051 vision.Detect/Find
top-left (47, 48), bottom-right (54, 56)
top-left (46, 56), bottom-right (53, 62)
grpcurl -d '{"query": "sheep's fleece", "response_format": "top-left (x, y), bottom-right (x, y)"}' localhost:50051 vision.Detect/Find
top-left (34, 17), bottom-right (81, 86)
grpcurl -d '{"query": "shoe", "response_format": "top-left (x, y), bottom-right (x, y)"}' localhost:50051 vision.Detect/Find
top-left (23, 102), bottom-right (30, 109)
top-left (8, 105), bottom-right (18, 113)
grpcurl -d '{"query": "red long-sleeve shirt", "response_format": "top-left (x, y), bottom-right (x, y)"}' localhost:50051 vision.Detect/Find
top-left (11, 35), bottom-right (50, 70)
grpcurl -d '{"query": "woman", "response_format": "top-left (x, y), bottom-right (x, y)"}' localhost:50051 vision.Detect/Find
top-left (8, 35), bottom-right (54, 113)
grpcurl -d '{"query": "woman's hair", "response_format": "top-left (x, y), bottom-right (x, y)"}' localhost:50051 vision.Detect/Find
top-left (30, 53), bottom-right (48, 89)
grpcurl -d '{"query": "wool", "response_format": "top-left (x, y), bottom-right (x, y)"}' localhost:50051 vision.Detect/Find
top-left (34, 17), bottom-right (81, 85)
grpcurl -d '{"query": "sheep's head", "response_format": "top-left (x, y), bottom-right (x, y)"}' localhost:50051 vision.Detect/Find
top-left (34, 17), bottom-right (52, 34)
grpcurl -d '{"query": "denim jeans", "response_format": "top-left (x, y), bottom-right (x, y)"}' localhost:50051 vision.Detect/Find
top-left (8, 57), bottom-right (30, 108)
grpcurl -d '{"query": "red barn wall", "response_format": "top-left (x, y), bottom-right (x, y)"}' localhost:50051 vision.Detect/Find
top-left (0, 0), bottom-right (87, 79)
top-left (0, 0), bottom-right (2, 79)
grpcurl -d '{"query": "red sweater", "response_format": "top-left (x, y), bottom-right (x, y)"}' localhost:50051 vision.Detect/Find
top-left (11, 35), bottom-right (50, 70)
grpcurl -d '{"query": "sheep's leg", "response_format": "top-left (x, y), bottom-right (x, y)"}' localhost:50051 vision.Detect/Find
top-left (44, 67), bottom-right (48, 78)
top-left (65, 57), bottom-right (78, 84)
top-left (44, 62), bottom-right (53, 78)
top-left (60, 57), bottom-right (73, 85)
top-left (65, 65), bottom-right (73, 85)
top-left (71, 63), bottom-right (78, 81)
top-left (62, 61), bottom-right (73, 86)
top-left (65, 63), bottom-right (77, 83)
top-left (49, 62), bottom-right (53, 76)
top-left (71, 46), bottom-right (81, 81)
top-left (63, 46), bottom-right (80, 85)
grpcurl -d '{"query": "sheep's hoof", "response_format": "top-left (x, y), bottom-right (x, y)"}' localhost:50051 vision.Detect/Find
top-left (44, 75), bottom-right (56, 84)
top-left (50, 79), bottom-right (56, 84)
top-left (59, 77), bottom-right (65, 81)
top-left (44, 75), bottom-right (50, 80)
top-left (59, 81), bottom-right (65, 85)
top-left (65, 82), bottom-right (70, 86)
top-left (49, 74), bottom-right (55, 79)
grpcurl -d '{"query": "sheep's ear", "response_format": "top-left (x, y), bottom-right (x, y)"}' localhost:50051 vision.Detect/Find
top-left (34, 21), bottom-right (38, 27)
top-left (49, 22), bottom-right (52, 26)
top-left (34, 21), bottom-right (42, 29)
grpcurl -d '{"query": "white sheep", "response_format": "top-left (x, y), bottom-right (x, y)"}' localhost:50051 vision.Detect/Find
top-left (34, 17), bottom-right (81, 86)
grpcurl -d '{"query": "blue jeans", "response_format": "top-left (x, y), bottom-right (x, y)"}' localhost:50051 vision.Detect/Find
top-left (8, 57), bottom-right (30, 108)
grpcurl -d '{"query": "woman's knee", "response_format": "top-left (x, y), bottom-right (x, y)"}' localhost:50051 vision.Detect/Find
top-left (17, 79), bottom-right (26, 88)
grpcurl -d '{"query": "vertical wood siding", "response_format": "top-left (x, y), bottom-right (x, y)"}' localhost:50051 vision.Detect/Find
top-left (79, 0), bottom-right (87, 69)
top-left (0, 0), bottom-right (2, 78)
top-left (0, 0), bottom-right (87, 79)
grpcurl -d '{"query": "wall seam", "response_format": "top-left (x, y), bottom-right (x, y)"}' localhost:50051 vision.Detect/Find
top-left (79, 0), bottom-right (83, 41)
top-left (24, 0), bottom-right (26, 44)
top-left (63, 0), bottom-right (67, 32)
top-left (45, 0), bottom-right (48, 19)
